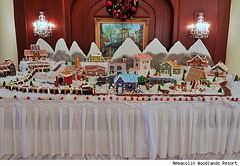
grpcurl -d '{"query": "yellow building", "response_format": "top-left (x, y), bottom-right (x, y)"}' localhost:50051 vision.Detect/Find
top-left (90, 53), bottom-right (104, 62)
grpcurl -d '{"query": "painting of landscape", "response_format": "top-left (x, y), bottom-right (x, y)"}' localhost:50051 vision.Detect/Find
top-left (99, 23), bottom-right (144, 58)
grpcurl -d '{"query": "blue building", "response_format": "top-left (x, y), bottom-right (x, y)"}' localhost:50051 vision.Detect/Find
top-left (114, 74), bottom-right (138, 94)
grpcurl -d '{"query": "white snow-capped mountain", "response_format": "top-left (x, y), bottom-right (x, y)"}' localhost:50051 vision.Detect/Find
top-left (36, 38), bottom-right (54, 54)
top-left (188, 39), bottom-right (211, 57)
top-left (111, 38), bottom-right (141, 61)
top-left (69, 41), bottom-right (86, 57)
top-left (55, 38), bottom-right (70, 54)
top-left (168, 41), bottom-right (188, 55)
top-left (87, 42), bottom-right (101, 58)
top-left (142, 38), bottom-right (168, 54)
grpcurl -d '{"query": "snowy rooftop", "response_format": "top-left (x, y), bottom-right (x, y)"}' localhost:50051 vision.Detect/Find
top-left (114, 74), bottom-right (138, 83)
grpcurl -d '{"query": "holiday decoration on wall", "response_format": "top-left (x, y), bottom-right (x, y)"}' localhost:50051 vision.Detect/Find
top-left (105, 0), bottom-right (139, 21)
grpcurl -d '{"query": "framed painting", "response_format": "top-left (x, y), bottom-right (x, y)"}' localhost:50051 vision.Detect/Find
top-left (95, 18), bottom-right (149, 60)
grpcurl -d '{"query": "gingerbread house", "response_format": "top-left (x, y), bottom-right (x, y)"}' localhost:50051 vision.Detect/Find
top-left (85, 65), bottom-right (106, 76)
top-left (24, 44), bottom-right (48, 61)
top-left (0, 59), bottom-right (16, 77)
top-left (160, 60), bottom-right (183, 75)
top-left (133, 54), bottom-right (152, 71)
top-left (210, 62), bottom-right (229, 77)
top-left (114, 74), bottom-right (138, 94)
top-left (186, 55), bottom-right (208, 68)
top-left (185, 67), bottom-right (206, 82)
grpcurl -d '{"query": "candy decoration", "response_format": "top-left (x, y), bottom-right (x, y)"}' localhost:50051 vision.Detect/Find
top-left (202, 98), bottom-right (205, 101)
top-left (74, 97), bottom-right (77, 100)
top-left (86, 96), bottom-right (89, 100)
top-left (27, 96), bottom-right (30, 100)
top-left (155, 97), bottom-right (158, 101)
top-left (103, 97), bottom-right (106, 101)
top-left (179, 98), bottom-right (182, 101)
top-left (38, 97), bottom-right (41, 100)
top-left (167, 98), bottom-right (170, 101)
top-left (106, 0), bottom-right (139, 21)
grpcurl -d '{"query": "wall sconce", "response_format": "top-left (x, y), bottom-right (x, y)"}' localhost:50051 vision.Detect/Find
top-left (33, 12), bottom-right (55, 38)
top-left (187, 13), bottom-right (210, 39)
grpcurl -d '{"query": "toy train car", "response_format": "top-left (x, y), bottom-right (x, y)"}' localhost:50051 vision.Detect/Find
top-left (4, 84), bottom-right (95, 95)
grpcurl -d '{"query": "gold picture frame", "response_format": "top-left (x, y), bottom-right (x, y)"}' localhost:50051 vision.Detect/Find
top-left (94, 18), bottom-right (149, 58)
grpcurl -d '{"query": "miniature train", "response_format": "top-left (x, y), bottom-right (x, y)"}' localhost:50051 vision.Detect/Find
top-left (5, 84), bottom-right (95, 95)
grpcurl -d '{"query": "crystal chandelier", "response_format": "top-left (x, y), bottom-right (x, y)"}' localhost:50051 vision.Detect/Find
top-left (33, 12), bottom-right (55, 38)
top-left (187, 13), bottom-right (210, 39)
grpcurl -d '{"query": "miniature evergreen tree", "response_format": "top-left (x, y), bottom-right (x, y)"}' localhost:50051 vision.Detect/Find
top-left (146, 86), bottom-right (150, 91)
top-left (161, 81), bottom-right (165, 87)
top-left (109, 82), bottom-right (113, 89)
top-left (84, 58), bottom-right (86, 62)
top-left (147, 71), bottom-right (150, 76)
top-left (26, 67), bottom-right (28, 71)
top-left (127, 70), bottom-right (129, 74)
top-left (212, 76), bottom-right (216, 82)
top-left (218, 88), bottom-right (222, 93)
top-left (2, 81), bottom-right (6, 87)
top-left (71, 61), bottom-right (75, 66)
top-left (234, 75), bottom-right (239, 82)
top-left (65, 61), bottom-right (68, 65)
top-left (109, 71), bottom-right (112, 75)
top-left (158, 84), bottom-right (161, 91)
top-left (97, 81), bottom-right (102, 87)
top-left (174, 80), bottom-right (177, 85)
top-left (30, 81), bottom-right (33, 86)
top-left (207, 82), bottom-right (211, 88)
top-left (169, 73), bottom-right (172, 77)
top-left (93, 85), bottom-right (96, 89)
top-left (138, 76), bottom-right (147, 85)
top-left (134, 71), bottom-right (136, 74)
top-left (86, 77), bottom-right (89, 82)
top-left (33, 78), bottom-right (35, 81)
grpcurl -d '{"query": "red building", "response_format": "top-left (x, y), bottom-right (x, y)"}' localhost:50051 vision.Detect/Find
top-left (24, 44), bottom-right (48, 61)
top-left (85, 65), bottom-right (106, 76)
top-left (186, 55), bottom-right (208, 68)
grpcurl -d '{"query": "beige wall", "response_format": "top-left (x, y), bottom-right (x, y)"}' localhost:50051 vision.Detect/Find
top-left (226, 0), bottom-right (240, 75)
top-left (0, 0), bottom-right (18, 66)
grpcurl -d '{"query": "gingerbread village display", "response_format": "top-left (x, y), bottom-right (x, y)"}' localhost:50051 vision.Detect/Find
top-left (0, 38), bottom-right (239, 101)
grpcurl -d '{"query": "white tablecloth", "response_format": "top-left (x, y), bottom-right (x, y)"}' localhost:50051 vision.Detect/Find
top-left (0, 100), bottom-right (240, 159)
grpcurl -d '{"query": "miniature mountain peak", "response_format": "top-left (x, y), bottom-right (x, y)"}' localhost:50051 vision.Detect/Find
top-left (111, 38), bottom-right (141, 61)
top-left (188, 39), bottom-right (211, 57)
top-left (55, 38), bottom-right (70, 54)
top-left (70, 41), bottom-right (86, 58)
top-left (36, 38), bottom-right (54, 54)
top-left (87, 42), bottom-right (101, 58)
top-left (142, 38), bottom-right (168, 54)
top-left (168, 41), bottom-right (188, 55)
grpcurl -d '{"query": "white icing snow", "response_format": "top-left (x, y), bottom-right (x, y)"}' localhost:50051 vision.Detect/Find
top-left (36, 38), bottom-right (54, 54)
top-left (87, 42), bottom-right (101, 58)
top-left (69, 41), bottom-right (86, 58)
top-left (142, 38), bottom-right (168, 54)
top-left (111, 38), bottom-right (141, 61)
top-left (55, 38), bottom-right (70, 54)
top-left (188, 39), bottom-right (211, 57)
top-left (168, 41), bottom-right (188, 55)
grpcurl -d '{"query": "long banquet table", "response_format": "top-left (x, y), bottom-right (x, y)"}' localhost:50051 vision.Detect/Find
top-left (0, 99), bottom-right (240, 159)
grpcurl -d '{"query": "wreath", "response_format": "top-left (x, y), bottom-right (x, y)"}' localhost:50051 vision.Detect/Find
top-left (105, 0), bottom-right (139, 21)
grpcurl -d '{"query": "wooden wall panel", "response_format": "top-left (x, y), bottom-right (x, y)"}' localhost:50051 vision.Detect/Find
top-left (14, 0), bottom-right (231, 64)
